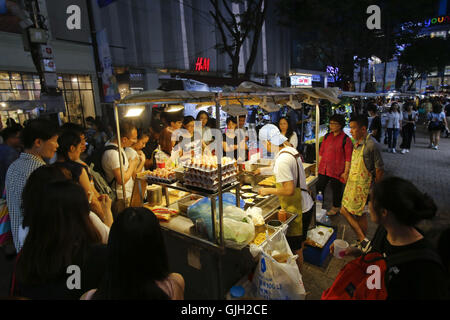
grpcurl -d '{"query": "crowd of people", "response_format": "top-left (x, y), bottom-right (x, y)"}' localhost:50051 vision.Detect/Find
top-left (0, 117), bottom-right (184, 300)
top-left (364, 96), bottom-right (450, 153)
top-left (0, 96), bottom-right (448, 300)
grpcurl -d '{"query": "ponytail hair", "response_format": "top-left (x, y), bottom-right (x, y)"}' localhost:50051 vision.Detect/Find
top-left (372, 177), bottom-right (437, 226)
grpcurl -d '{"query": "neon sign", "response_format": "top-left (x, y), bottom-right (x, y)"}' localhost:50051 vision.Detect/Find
top-left (424, 15), bottom-right (450, 27)
top-left (290, 75), bottom-right (312, 87)
top-left (195, 57), bottom-right (210, 72)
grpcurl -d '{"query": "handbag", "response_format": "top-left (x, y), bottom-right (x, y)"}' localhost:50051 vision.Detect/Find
top-left (0, 199), bottom-right (12, 246)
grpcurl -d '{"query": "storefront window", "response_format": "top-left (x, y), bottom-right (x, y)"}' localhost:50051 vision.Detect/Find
top-left (0, 80), bottom-right (11, 90)
top-left (0, 71), bottom-right (97, 126)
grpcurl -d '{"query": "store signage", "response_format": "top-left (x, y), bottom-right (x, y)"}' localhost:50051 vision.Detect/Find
top-left (44, 73), bottom-right (57, 88)
top-left (39, 45), bottom-right (54, 59)
top-left (424, 15), bottom-right (450, 27)
top-left (290, 75), bottom-right (312, 87)
top-left (195, 57), bottom-right (210, 72)
top-left (97, 29), bottom-right (120, 102)
top-left (28, 28), bottom-right (48, 44)
top-left (42, 59), bottom-right (56, 72)
top-left (312, 75), bottom-right (321, 82)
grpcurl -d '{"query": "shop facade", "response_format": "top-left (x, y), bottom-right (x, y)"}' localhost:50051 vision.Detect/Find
top-left (0, 0), bottom-right (102, 125)
top-left (0, 70), bottom-right (97, 127)
top-left (90, 0), bottom-right (291, 92)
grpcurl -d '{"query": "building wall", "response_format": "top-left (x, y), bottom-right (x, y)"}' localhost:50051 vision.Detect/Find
top-left (91, 0), bottom-right (291, 88)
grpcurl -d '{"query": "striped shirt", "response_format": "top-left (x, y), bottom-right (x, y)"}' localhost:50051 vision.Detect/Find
top-left (5, 153), bottom-right (46, 252)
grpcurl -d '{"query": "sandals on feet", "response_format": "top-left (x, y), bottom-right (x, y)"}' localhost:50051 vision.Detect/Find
top-left (327, 207), bottom-right (339, 216)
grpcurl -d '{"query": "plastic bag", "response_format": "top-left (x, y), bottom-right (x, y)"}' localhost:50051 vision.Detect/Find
top-left (252, 230), bottom-right (306, 300)
top-left (246, 207), bottom-right (265, 226)
top-left (187, 193), bottom-right (245, 241)
top-left (222, 206), bottom-right (255, 250)
top-left (223, 216), bottom-right (255, 250)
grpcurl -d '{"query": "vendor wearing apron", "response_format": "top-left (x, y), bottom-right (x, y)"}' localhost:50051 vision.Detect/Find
top-left (340, 115), bottom-right (384, 253)
top-left (257, 124), bottom-right (314, 271)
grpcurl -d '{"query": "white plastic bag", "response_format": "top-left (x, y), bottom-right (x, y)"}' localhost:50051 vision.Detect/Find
top-left (246, 207), bottom-right (265, 226)
top-left (252, 231), bottom-right (306, 300)
top-left (220, 206), bottom-right (255, 250)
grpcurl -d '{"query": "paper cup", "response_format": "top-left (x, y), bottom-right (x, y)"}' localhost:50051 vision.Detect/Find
top-left (333, 239), bottom-right (349, 259)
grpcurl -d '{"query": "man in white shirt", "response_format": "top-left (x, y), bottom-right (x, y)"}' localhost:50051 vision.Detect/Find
top-left (102, 121), bottom-right (139, 217)
top-left (256, 124), bottom-right (314, 271)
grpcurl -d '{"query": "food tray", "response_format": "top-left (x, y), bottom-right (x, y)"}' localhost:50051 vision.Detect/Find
top-left (184, 177), bottom-right (237, 192)
top-left (147, 176), bottom-right (177, 184)
top-left (183, 159), bottom-right (237, 173)
top-left (185, 166), bottom-right (237, 177)
top-left (184, 172), bottom-right (237, 184)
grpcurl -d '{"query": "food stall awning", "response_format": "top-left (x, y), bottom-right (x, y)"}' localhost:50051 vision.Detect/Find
top-left (117, 90), bottom-right (216, 105)
top-left (117, 81), bottom-right (342, 107)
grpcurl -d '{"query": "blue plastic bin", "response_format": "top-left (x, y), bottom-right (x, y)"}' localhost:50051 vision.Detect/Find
top-left (303, 224), bottom-right (337, 267)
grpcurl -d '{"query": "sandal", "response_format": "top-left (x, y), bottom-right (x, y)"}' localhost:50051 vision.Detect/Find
top-left (326, 207), bottom-right (339, 216)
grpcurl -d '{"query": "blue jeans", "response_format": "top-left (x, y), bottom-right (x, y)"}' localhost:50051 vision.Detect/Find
top-left (387, 128), bottom-right (399, 149)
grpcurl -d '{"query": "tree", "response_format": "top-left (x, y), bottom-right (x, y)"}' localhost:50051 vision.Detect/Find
top-left (209, 0), bottom-right (267, 80)
top-left (399, 37), bottom-right (450, 91)
top-left (277, 0), bottom-right (438, 89)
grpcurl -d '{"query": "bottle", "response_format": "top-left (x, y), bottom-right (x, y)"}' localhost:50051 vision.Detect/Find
top-left (277, 209), bottom-right (287, 222)
top-left (316, 191), bottom-right (323, 217)
top-left (316, 191), bottom-right (331, 225)
top-left (229, 286), bottom-right (245, 300)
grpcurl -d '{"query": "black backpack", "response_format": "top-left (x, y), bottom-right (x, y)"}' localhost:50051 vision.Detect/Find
top-left (322, 132), bottom-right (349, 150)
top-left (86, 144), bottom-right (124, 184)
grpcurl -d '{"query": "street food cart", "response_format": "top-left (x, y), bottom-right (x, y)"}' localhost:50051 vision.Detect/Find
top-left (114, 82), bottom-right (341, 299)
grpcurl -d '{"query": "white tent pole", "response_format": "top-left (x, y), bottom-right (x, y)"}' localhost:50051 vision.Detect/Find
top-left (114, 103), bottom-right (127, 206)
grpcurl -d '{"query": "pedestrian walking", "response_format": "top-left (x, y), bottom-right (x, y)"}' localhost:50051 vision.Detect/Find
top-left (368, 104), bottom-right (382, 143)
top-left (399, 102), bottom-right (418, 154)
top-left (386, 103), bottom-right (402, 153)
top-left (427, 103), bottom-right (448, 150)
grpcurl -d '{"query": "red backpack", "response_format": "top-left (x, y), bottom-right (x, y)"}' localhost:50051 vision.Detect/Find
top-left (321, 249), bottom-right (444, 300)
top-left (322, 252), bottom-right (388, 300)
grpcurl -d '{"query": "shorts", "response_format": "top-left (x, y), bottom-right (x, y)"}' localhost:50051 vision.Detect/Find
top-left (287, 207), bottom-right (314, 252)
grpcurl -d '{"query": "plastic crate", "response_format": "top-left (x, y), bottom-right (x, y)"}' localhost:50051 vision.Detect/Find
top-left (303, 224), bottom-right (337, 267)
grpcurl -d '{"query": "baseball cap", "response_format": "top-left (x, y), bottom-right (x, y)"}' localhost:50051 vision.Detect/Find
top-left (259, 124), bottom-right (287, 146)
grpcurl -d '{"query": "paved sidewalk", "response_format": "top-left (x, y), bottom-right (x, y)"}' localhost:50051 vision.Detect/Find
top-left (302, 126), bottom-right (450, 300)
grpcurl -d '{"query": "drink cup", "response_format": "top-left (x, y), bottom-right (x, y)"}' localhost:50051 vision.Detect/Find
top-left (333, 239), bottom-right (349, 259)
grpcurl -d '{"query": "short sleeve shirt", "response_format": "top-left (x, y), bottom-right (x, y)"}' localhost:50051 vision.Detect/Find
top-left (386, 112), bottom-right (402, 129)
top-left (5, 153), bottom-right (46, 252)
top-left (273, 147), bottom-right (314, 212)
top-left (319, 132), bottom-right (353, 182)
top-left (102, 142), bottom-right (134, 199)
top-left (125, 147), bottom-right (144, 173)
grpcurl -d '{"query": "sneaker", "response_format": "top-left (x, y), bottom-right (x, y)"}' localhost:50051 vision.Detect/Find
top-left (433, 145), bottom-right (438, 150)
top-left (392, 148), bottom-right (396, 154)
top-left (358, 238), bottom-right (372, 253)
top-left (406, 149), bottom-right (410, 153)
top-left (351, 240), bottom-right (361, 248)
top-left (401, 149), bottom-right (407, 154)
top-left (429, 144), bottom-right (434, 148)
